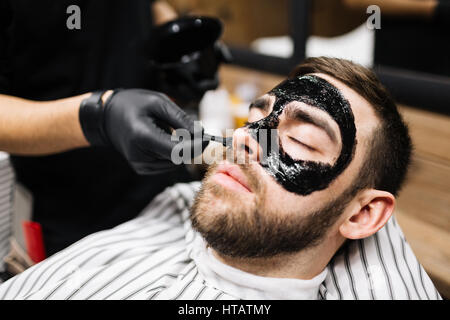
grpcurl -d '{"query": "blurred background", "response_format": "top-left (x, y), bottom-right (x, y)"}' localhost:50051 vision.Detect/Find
top-left (163, 0), bottom-right (450, 297)
top-left (0, 0), bottom-right (448, 298)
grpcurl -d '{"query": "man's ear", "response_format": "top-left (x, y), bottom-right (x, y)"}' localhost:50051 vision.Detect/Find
top-left (339, 189), bottom-right (395, 239)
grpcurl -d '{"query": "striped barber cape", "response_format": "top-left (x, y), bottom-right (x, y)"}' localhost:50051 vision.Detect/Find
top-left (0, 182), bottom-right (441, 300)
top-left (0, 152), bottom-right (14, 273)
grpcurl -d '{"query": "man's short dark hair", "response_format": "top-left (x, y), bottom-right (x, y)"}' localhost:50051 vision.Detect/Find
top-left (289, 57), bottom-right (412, 196)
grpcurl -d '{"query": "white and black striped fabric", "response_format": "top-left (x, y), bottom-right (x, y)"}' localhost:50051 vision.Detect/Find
top-left (0, 152), bottom-right (14, 274)
top-left (0, 182), bottom-right (441, 300)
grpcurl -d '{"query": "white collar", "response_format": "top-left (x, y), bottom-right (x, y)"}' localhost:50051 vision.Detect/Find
top-left (190, 235), bottom-right (327, 300)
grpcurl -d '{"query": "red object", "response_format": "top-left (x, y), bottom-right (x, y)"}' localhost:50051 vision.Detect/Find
top-left (22, 221), bottom-right (46, 263)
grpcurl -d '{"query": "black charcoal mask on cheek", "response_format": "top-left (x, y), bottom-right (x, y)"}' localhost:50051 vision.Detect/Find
top-left (246, 75), bottom-right (356, 196)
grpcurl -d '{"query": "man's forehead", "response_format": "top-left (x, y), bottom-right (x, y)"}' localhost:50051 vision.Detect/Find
top-left (265, 73), bottom-right (350, 108)
top-left (261, 73), bottom-right (356, 111)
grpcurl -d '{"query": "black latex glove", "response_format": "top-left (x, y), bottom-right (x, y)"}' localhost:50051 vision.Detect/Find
top-left (79, 89), bottom-right (207, 174)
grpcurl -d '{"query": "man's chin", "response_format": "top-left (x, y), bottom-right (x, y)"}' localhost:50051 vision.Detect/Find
top-left (192, 178), bottom-right (254, 224)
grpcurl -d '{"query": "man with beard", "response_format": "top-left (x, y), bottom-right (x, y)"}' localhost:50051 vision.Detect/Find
top-left (0, 57), bottom-right (441, 300)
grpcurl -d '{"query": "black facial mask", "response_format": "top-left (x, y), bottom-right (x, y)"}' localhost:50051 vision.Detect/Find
top-left (246, 75), bottom-right (357, 196)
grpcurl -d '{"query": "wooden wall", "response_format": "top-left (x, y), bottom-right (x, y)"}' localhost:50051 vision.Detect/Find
top-left (166, 0), bottom-right (289, 47)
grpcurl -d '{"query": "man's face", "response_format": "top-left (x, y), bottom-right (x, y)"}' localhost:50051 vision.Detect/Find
top-left (190, 73), bottom-right (379, 258)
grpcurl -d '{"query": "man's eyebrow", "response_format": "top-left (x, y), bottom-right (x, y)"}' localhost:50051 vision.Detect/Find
top-left (284, 106), bottom-right (338, 144)
top-left (249, 97), bottom-right (270, 112)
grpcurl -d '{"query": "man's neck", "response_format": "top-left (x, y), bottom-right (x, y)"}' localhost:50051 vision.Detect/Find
top-left (211, 233), bottom-right (344, 280)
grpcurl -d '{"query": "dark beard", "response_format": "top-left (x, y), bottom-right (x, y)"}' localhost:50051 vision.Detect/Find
top-left (190, 163), bottom-right (357, 259)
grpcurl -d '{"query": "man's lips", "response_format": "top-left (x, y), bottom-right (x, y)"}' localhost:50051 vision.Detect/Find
top-left (211, 163), bottom-right (252, 193)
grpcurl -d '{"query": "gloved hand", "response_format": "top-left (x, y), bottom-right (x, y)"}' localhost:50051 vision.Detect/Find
top-left (79, 89), bottom-right (207, 174)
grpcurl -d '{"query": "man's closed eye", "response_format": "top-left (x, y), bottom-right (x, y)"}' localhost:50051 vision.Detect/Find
top-left (288, 136), bottom-right (317, 152)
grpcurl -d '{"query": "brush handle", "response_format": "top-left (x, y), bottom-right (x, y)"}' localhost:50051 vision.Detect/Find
top-left (203, 133), bottom-right (232, 147)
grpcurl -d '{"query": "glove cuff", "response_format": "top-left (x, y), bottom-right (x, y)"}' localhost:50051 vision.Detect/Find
top-left (79, 90), bottom-right (109, 146)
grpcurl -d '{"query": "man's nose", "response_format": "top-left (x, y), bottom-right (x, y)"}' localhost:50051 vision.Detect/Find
top-left (232, 127), bottom-right (262, 163)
